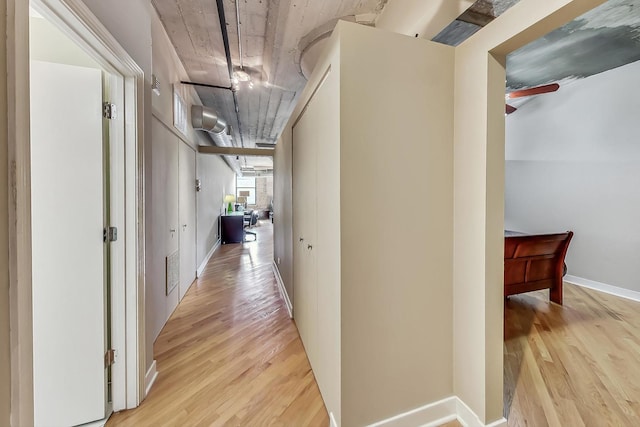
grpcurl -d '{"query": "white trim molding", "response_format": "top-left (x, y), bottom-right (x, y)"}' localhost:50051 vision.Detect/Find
top-left (455, 398), bottom-right (507, 427)
top-left (144, 360), bottom-right (158, 397)
top-left (8, 0), bottom-right (146, 420)
top-left (272, 261), bottom-right (293, 318)
top-left (366, 397), bottom-right (457, 427)
top-left (7, 0), bottom-right (35, 424)
top-left (330, 412), bottom-right (338, 427)
top-left (197, 239), bottom-right (221, 277)
top-left (565, 275), bottom-right (640, 303)
top-left (364, 396), bottom-right (507, 427)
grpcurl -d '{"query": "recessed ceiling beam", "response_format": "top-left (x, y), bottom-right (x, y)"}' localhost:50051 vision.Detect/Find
top-left (457, 9), bottom-right (495, 27)
top-left (198, 146), bottom-right (274, 157)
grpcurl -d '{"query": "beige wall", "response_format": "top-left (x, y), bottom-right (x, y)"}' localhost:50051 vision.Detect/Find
top-left (0, 0), bottom-right (11, 423)
top-left (274, 126), bottom-right (294, 297)
top-left (80, 0), bottom-right (155, 373)
top-left (277, 22), bottom-right (455, 426)
top-left (338, 23), bottom-right (454, 426)
top-left (452, 0), bottom-right (607, 422)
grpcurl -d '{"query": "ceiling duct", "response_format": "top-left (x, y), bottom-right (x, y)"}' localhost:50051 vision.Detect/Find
top-left (191, 105), bottom-right (227, 134)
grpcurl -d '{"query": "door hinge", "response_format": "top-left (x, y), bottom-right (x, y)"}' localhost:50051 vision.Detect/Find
top-left (105, 349), bottom-right (116, 368)
top-left (103, 226), bottom-right (118, 242)
top-left (103, 102), bottom-right (117, 120)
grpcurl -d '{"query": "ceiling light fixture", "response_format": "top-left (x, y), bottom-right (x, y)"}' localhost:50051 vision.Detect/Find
top-left (233, 69), bottom-right (250, 82)
top-left (235, 0), bottom-right (244, 71)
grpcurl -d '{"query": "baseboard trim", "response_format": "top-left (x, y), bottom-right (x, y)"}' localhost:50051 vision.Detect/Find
top-left (364, 396), bottom-right (506, 427)
top-left (197, 239), bottom-right (221, 277)
top-left (144, 360), bottom-right (158, 397)
top-left (330, 412), bottom-right (338, 427)
top-left (272, 261), bottom-right (293, 318)
top-left (81, 416), bottom-right (109, 427)
top-left (367, 396), bottom-right (457, 427)
top-left (565, 275), bottom-right (640, 303)
top-left (456, 398), bottom-right (507, 427)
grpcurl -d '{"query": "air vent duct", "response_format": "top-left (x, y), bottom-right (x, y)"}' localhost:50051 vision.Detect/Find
top-left (191, 105), bottom-right (227, 134)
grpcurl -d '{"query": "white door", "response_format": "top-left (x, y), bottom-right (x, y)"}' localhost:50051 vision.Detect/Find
top-left (179, 143), bottom-right (197, 300)
top-left (292, 109), bottom-right (318, 367)
top-left (31, 60), bottom-right (107, 426)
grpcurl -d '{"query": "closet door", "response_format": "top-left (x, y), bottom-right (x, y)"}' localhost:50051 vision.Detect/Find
top-left (292, 129), bottom-right (304, 331)
top-left (292, 108), bottom-right (317, 364)
top-left (310, 68), bottom-right (340, 416)
top-left (302, 110), bottom-right (318, 369)
top-left (178, 143), bottom-right (197, 300)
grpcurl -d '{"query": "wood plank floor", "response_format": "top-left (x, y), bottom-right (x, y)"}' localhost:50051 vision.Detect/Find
top-left (438, 421), bottom-right (462, 427)
top-left (107, 221), bottom-right (329, 426)
top-left (505, 283), bottom-right (640, 426)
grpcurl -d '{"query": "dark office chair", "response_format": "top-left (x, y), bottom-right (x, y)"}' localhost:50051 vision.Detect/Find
top-left (243, 210), bottom-right (257, 242)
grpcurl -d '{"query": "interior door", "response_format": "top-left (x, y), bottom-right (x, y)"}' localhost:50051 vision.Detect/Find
top-left (292, 107), bottom-right (318, 367)
top-left (179, 143), bottom-right (197, 300)
top-left (30, 60), bottom-right (107, 426)
top-left (292, 120), bottom-right (308, 348)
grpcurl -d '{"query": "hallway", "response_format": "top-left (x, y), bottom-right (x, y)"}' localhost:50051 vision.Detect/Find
top-left (108, 221), bottom-right (328, 426)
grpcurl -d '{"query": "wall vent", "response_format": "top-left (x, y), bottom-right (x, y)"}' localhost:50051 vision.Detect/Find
top-left (166, 250), bottom-right (180, 295)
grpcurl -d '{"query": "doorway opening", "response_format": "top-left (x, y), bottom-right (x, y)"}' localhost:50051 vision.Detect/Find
top-left (8, 0), bottom-right (145, 424)
top-left (502, 0), bottom-right (640, 423)
top-left (29, 6), bottom-right (115, 425)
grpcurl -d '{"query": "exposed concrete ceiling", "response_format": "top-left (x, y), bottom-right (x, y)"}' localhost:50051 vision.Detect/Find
top-left (432, 0), bottom-right (521, 46)
top-left (152, 0), bottom-right (640, 171)
top-left (433, 0), bottom-right (640, 111)
top-left (152, 0), bottom-right (389, 172)
top-left (506, 0), bottom-right (640, 91)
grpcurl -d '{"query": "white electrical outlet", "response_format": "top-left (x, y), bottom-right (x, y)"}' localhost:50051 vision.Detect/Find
top-left (277, 257), bottom-right (281, 265)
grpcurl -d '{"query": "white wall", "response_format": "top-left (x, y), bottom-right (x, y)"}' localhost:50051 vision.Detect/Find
top-left (145, 7), bottom-right (235, 369)
top-left (196, 153), bottom-right (235, 267)
top-left (80, 0), bottom-right (152, 76)
top-left (274, 125), bottom-right (294, 298)
top-left (29, 16), bottom-right (99, 68)
top-left (506, 60), bottom-right (640, 292)
top-left (146, 116), bottom-right (180, 350)
top-left (81, 0), bottom-right (235, 374)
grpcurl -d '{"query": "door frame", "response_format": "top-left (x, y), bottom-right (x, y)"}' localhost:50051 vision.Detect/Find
top-left (7, 0), bottom-right (145, 424)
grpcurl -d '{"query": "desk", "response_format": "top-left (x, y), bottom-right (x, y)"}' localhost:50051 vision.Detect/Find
top-left (221, 213), bottom-right (244, 244)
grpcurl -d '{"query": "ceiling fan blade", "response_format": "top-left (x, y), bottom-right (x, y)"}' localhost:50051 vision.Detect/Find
top-left (507, 83), bottom-right (559, 99)
top-left (506, 104), bottom-right (517, 114)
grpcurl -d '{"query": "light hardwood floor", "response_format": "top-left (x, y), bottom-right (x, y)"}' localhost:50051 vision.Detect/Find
top-left (438, 421), bottom-right (462, 427)
top-left (107, 222), bottom-right (640, 426)
top-left (107, 221), bottom-right (329, 426)
top-left (505, 283), bottom-right (640, 426)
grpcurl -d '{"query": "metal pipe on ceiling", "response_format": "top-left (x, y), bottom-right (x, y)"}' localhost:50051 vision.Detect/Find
top-left (181, 81), bottom-right (232, 91)
top-left (235, 0), bottom-right (244, 70)
top-left (215, 0), bottom-right (245, 148)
